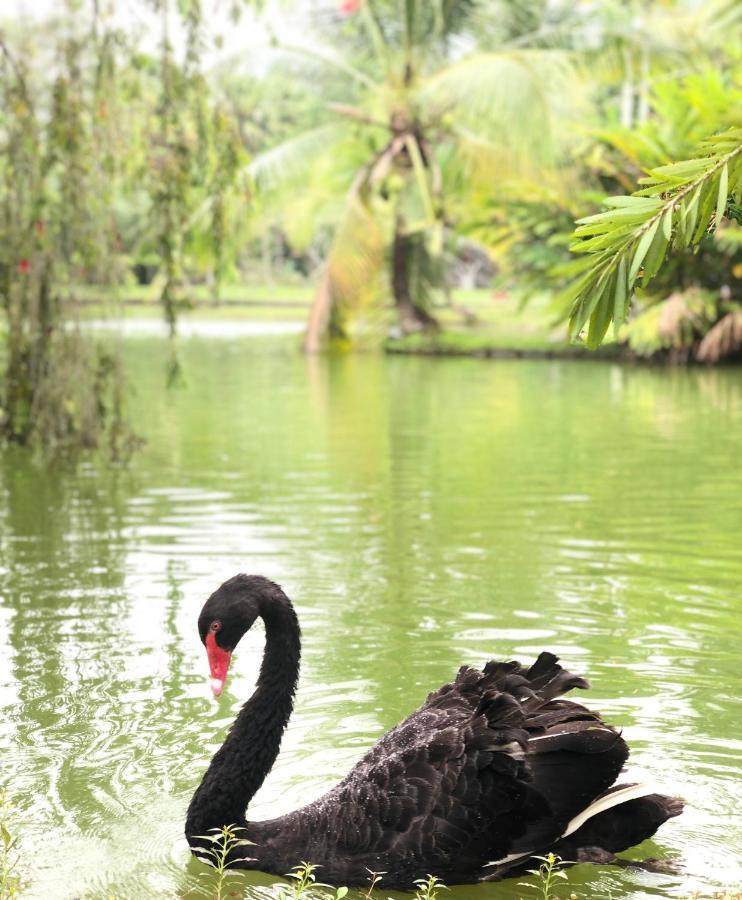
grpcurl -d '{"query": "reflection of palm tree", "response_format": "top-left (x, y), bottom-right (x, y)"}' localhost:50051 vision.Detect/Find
top-left (251, 1), bottom-right (575, 347)
top-left (307, 354), bottom-right (556, 725)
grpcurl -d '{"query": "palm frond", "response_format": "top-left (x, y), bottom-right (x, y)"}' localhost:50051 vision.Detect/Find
top-left (421, 50), bottom-right (578, 164)
top-left (623, 289), bottom-right (717, 358)
top-left (278, 42), bottom-right (380, 90)
top-left (697, 309), bottom-right (742, 362)
top-left (327, 195), bottom-right (387, 315)
top-left (247, 123), bottom-right (348, 190)
top-left (562, 128), bottom-right (742, 349)
top-left (447, 127), bottom-right (554, 189)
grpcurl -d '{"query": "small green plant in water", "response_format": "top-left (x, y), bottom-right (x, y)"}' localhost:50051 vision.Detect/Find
top-left (192, 824), bottom-right (253, 900)
top-left (0, 790), bottom-right (21, 899)
top-left (275, 862), bottom-right (348, 900)
top-left (284, 861), bottom-right (321, 899)
top-left (519, 853), bottom-right (576, 900)
top-left (413, 874), bottom-right (448, 900)
top-left (363, 870), bottom-right (384, 899)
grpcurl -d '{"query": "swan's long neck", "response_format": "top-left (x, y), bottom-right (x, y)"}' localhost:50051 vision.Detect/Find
top-left (186, 594), bottom-right (301, 837)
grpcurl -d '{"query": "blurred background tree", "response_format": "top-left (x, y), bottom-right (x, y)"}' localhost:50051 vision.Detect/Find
top-left (249, 0), bottom-right (580, 348)
top-left (0, 0), bottom-right (248, 451)
top-left (0, 0), bottom-right (740, 457)
top-left (0, 10), bottom-right (132, 451)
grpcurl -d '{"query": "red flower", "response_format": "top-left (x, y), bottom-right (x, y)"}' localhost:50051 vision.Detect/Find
top-left (339, 0), bottom-right (360, 13)
top-left (18, 259), bottom-right (31, 275)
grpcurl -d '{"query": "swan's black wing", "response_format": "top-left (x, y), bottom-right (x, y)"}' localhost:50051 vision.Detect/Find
top-left (252, 653), bottom-right (628, 888)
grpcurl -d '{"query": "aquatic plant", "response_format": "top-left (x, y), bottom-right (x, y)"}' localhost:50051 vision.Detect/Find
top-left (363, 870), bottom-right (384, 899)
top-left (413, 874), bottom-right (447, 900)
top-left (682, 893), bottom-right (742, 899)
top-left (273, 862), bottom-right (348, 900)
top-left (519, 853), bottom-right (575, 900)
top-left (192, 824), bottom-right (253, 900)
top-left (0, 789), bottom-right (21, 899)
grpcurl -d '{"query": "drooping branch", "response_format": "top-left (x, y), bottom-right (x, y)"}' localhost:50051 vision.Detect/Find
top-left (560, 128), bottom-right (742, 348)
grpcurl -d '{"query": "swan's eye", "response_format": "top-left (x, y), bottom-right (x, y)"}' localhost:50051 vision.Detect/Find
top-left (210, 620), bottom-right (222, 633)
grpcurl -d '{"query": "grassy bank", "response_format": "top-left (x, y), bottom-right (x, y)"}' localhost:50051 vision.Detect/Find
top-left (76, 281), bottom-right (315, 322)
top-left (6, 280), bottom-right (628, 359)
top-left (385, 329), bottom-right (621, 359)
top-left (79, 283), bottom-right (606, 358)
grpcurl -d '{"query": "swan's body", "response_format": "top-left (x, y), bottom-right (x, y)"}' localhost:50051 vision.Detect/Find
top-left (186, 575), bottom-right (682, 888)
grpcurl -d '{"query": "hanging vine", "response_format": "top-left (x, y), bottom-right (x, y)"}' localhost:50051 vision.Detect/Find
top-left (0, 2), bottom-right (249, 452)
top-left (0, 20), bottom-right (134, 456)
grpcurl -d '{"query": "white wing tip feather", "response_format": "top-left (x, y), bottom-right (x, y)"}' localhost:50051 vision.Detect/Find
top-left (561, 782), bottom-right (665, 838)
top-left (484, 782), bottom-right (670, 870)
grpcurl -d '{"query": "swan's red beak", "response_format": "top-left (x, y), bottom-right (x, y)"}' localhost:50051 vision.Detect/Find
top-left (205, 632), bottom-right (232, 697)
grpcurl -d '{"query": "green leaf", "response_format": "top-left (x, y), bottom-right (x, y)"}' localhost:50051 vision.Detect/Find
top-left (613, 257), bottom-right (628, 336)
top-left (693, 181), bottom-right (718, 244)
top-left (573, 222), bottom-right (639, 241)
top-left (573, 222), bottom-right (614, 237)
top-left (647, 158), bottom-right (710, 180)
top-left (569, 276), bottom-right (605, 340)
top-left (336, 888), bottom-right (349, 899)
top-left (587, 273), bottom-right (614, 349)
top-left (569, 229), bottom-right (634, 253)
top-left (629, 217), bottom-right (659, 283)
top-left (602, 196), bottom-right (663, 210)
top-left (576, 208), bottom-right (651, 226)
top-left (642, 221), bottom-right (669, 286)
top-left (684, 186), bottom-right (701, 244)
top-left (562, 133), bottom-right (742, 352)
top-left (551, 255), bottom-right (597, 278)
top-left (716, 162), bottom-right (729, 225)
top-left (662, 207), bottom-right (673, 240)
top-left (567, 296), bottom-right (590, 341)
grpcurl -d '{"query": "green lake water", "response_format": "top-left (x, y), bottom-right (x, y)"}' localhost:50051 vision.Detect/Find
top-left (1, 327), bottom-right (741, 898)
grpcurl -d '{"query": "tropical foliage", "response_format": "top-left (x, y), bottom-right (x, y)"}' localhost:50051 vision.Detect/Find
top-left (2, 0), bottom-right (742, 462)
top-left (470, 60), bottom-right (742, 362)
top-left (563, 128), bottom-right (741, 350)
top-left (0, 19), bottom-right (132, 451)
top-left (248, 0), bottom-right (578, 347)
top-left (0, 2), bottom-right (247, 451)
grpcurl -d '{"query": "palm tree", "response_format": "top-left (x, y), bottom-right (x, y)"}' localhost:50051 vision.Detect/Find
top-left (249, 0), bottom-right (576, 349)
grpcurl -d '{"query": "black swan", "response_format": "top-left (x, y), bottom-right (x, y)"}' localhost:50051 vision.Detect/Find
top-left (185, 575), bottom-right (682, 888)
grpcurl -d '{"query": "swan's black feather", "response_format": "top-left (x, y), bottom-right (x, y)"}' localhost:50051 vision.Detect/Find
top-left (188, 580), bottom-right (683, 890)
top-left (242, 652), bottom-right (674, 888)
top-left (553, 792), bottom-right (685, 860)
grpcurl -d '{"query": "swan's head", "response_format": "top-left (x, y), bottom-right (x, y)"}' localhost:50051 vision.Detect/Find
top-left (197, 574), bottom-right (271, 697)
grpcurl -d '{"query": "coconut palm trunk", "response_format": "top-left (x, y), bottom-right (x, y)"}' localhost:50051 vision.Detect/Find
top-left (303, 267), bottom-right (333, 353)
top-left (391, 222), bottom-right (438, 333)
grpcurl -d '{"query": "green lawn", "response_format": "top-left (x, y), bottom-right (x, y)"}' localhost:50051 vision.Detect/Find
top-left (390, 289), bottom-right (620, 357)
top-left (75, 281), bottom-right (613, 357)
top-left (76, 280), bottom-right (315, 321)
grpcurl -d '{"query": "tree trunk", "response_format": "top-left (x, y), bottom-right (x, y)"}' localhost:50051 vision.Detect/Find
top-left (637, 49), bottom-right (650, 124)
top-left (391, 225), bottom-right (438, 333)
top-left (619, 47), bottom-right (635, 129)
top-left (303, 266), bottom-right (333, 353)
top-left (261, 229), bottom-right (274, 286)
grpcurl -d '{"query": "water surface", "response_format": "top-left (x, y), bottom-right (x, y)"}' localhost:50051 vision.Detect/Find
top-left (1, 332), bottom-right (740, 898)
